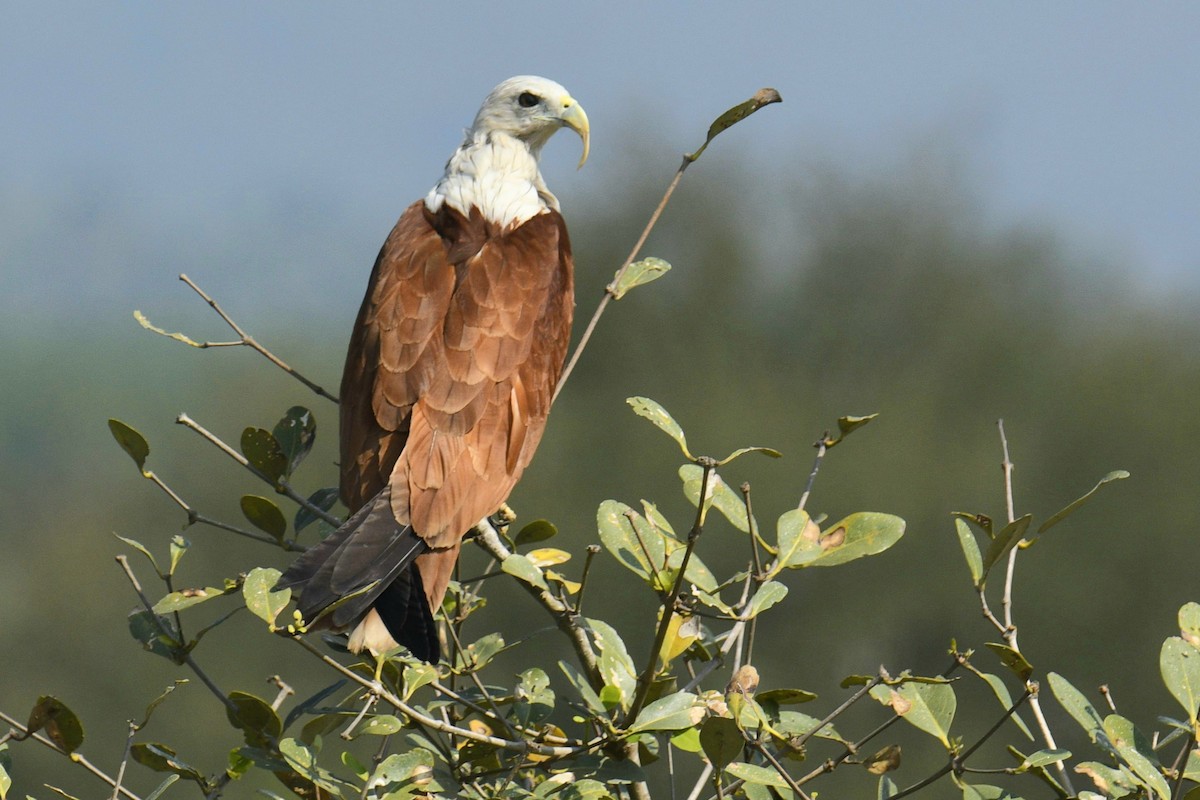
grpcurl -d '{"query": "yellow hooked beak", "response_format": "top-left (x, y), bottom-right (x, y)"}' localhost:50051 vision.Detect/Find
top-left (559, 98), bottom-right (590, 169)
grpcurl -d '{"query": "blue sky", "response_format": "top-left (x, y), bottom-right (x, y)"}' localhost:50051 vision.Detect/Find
top-left (2, 2), bottom-right (1197, 318)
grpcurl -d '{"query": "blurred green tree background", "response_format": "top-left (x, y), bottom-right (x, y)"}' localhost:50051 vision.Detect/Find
top-left (2, 139), bottom-right (1198, 797)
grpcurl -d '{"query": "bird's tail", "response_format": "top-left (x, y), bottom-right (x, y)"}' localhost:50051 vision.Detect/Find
top-left (277, 486), bottom-right (439, 661)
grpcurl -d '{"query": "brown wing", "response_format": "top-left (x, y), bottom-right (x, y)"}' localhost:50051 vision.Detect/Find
top-left (340, 201), bottom-right (575, 607)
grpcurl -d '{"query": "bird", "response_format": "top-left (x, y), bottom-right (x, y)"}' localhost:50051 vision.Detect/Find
top-left (278, 76), bottom-right (588, 662)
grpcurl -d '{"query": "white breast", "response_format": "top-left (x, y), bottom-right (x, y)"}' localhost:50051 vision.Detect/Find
top-left (424, 132), bottom-right (557, 230)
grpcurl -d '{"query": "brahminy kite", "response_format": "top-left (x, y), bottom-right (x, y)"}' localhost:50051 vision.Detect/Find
top-left (279, 76), bottom-right (588, 661)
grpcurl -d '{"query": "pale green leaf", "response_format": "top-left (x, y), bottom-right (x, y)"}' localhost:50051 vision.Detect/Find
top-left (981, 514), bottom-right (1031, 576)
top-left (356, 714), bottom-right (403, 737)
top-left (829, 413), bottom-right (879, 446)
top-left (975, 672), bottom-right (1033, 740)
top-left (500, 552), bottom-right (550, 591)
top-left (954, 518), bottom-right (984, 586)
top-left (699, 716), bottom-right (743, 770)
top-left (611, 257), bottom-right (671, 300)
top-left (1047, 672), bottom-right (1109, 749)
top-left (717, 445), bottom-right (782, 465)
top-left (627, 396), bottom-right (692, 458)
top-left (587, 618), bottom-right (637, 711)
top-left (1036, 470), bottom-right (1129, 535)
top-left (686, 87), bottom-right (782, 162)
top-left (742, 581), bottom-right (788, 619)
top-left (597, 499), bottom-right (667, 585)
top-left (628, 692), bottom-right (703, 732)
top-left (108, 418), bottom-right (150, 473)
top-left (871, 682), bottom-right (956, 748)
top-left (242, 567), bottom-right (290, 627)
top-left (680, 464), bottom-right (750, 532)
top-left (153, 586), bottom-right (232, 614)
top-left (1017, 748), bottom-right (1071, 771)
top-left (985, 642), bottom-right (1033, 681)
top-left (784, 512), bottom-right (906, 569)
top-left (1161, 637), bottom-right (1200, 724)
top-left (724, 761), bottom-right (791, 789)
top-left (1180, 602), bottom-right (1200, 648)
top-left (1103, 714), bottom-right (1169, 799)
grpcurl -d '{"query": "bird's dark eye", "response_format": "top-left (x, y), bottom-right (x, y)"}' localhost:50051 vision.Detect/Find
top-left (517, 91), bottom-right (540, 108)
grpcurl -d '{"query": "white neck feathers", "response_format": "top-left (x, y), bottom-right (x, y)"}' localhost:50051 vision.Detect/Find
top-left (424, 131), bottom-right (557, 230)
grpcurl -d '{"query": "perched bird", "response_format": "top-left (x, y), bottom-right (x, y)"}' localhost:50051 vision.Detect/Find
top-left (279, 76), bottom-right (588, 662)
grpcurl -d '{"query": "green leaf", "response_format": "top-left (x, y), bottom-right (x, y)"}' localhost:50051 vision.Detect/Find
top-left (1047, 672), bottom-right (1108, 748)
top-left (1017, 748), bottom-right (1071, 771)
top-left (140, 680), bottom-right (188, 728)
top-left (773, 508), bottom-right (818, 571)
top-left (240, 427), bottom-right (287, 482)
top-left (403, 662), bottom-right (439, 701)
top-left (597, 500), bottom-right (666, 585)
top-left (143, 775), bottom-right (181, 800)
top-left (786, 512), bottom-right (906, 569)
top-left (0, 744), bottom-right (11, 800)
top-left (699, 716), bottom-right (743, 770)
top-left (628, 692), bottom-right (702, 733)
top-left (961, 785), bottom-right (1023, 800)
top-left (611, 257), bottom-right (671, 300)
top-left (273, 406), bottom-right (316, 477)
top-left (560, 660), bottom-right (606, 714)
top-left (500, 552), bottom-right (550, 591)
top-left (370, 749), bottom-right (437, 792)
top-left (627, 396), bottom-right (692, 459)
top-left (167, 534), bottom-right (189, 575)
top-left (515, 519), bottom-right (558, 546)
top-left (1103, 714), bottom-right (1169, 799)
top-left (587, 618), bottom-right (637, 711)
top-left (1161, 637), bottom-right (1200, 724)
top-left (457, 632), bottom-right (505, 671)
top-left (686, 87), bottom-right (783, 163)
top-left (128, 610), bottom-right (185, 663)
top-left (1036, 470), bottom-right (1130, 535)
top-left (981, 514), bottom-right (1031, 577)
top-left (130, 743), bottom-right (206, 784)
top-left (294, 487), bottom-right (339, 535)
top-left (153, 586), bottom-right (232, 614)
top-left (242, 567), bottom-right (290, 627)
top-left (664, 546), bottom-right (721, 594)
top-left (954, 518), bottom-right (984, 586)
top-left (985, 642), bottom-right (1033, 681)
top-left (680, 464), bottom-right (751, 532)
top-left (356, 715), bottom-right (404, 737)
top-left (278, 737), bottom-right (355, 793)
top-left (878, 775), bottom-right (897, 799)
top-left (1181, 601), bottom-right (1200, 648)
top-left (717, 446), bottom-right (783, 466)
top-left (108, 418), bottom-right (150, 473)
top-left (828, 413), bottom-right (879, 446)
top-left (774, 711), bottom-right (843, 742)
top-left (871, 681), bottom-right (956, 748)
top-left (1075, 762), bottom-right (1139, 797)
top-left (757, 688), bottom-right (818, 705)
top-left (974, 672), bottom-right (1033, 740)
top-left (225, 691), bottom-right (282, 748)
top-left (114, 533), bottom-right (161, 574)
top-left (241, 495), bottom-right (287, 542)
top-left (724, 761), bottom-right (791, 789)
top-left (513, 668), bottom-right (556, 727)
top-left (742, 581), bottom-right (788, 619)
top-left (26, 696), bottom-right (84, 755)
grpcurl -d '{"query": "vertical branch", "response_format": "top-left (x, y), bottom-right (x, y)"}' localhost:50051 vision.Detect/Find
top-left (797, 439), bottom-right (829, 512)
top-left (627, 460), bottom-right (715, 725)
top-left (554, 162), bottom-right (691, 404)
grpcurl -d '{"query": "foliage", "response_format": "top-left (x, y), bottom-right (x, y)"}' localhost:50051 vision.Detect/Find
top-left (3, 87), bottom-right (1199, 800)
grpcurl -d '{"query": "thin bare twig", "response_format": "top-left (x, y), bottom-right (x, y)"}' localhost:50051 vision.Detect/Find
top-left (176, 412), bottom-right (343, 528)
top-left (110, 720), bottom-right (138, 800)
top-left (0, 710), bottom-right (143, 800)
top-left (116, 556), bottom-right (241, 717)
top-left (797, 439), bottom-right (829, 512)
top-left (554, 164), bottom-right (689, 404)
top-left (138, 274), bottom-right (339, 403)
top-left (289, 636), bottom-right (601, 758)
